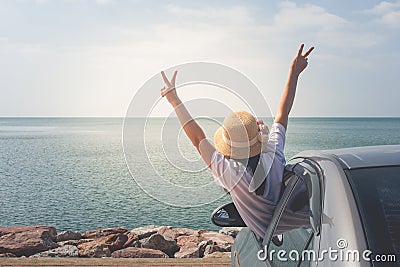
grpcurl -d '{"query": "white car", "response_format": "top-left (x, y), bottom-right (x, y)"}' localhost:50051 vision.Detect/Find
top-left (212, 145), bottom-right (400, 266)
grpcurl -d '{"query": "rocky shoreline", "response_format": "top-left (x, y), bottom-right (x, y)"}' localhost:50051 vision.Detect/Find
top-left (0, 225), bottom-right (241, 259)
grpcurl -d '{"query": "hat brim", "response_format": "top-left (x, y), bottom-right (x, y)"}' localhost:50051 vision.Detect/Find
top-left (214, 126), bottom-right (262, 159)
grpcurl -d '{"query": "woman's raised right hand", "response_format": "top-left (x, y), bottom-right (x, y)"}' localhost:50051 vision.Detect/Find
top-left (161, 70), bottom-right (180, 105)
top-left (290, 44), bottom-right (314, 76)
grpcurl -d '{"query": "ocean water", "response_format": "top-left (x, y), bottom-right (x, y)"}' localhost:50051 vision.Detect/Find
top-left (0, 117), bottom-right (399, 232)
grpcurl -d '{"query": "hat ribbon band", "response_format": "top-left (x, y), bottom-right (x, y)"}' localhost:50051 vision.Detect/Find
top-left (222, 131), bottom-right (259, 148)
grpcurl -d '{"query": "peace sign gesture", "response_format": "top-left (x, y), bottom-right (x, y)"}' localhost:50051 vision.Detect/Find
top-left (291, 44), bottom-right (314, 76)
top-left (160, 70), bottom-right (180, 105)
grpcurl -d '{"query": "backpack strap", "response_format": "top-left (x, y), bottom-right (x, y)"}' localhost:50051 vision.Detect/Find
top-left (262, 171), bottom-right (301, 247)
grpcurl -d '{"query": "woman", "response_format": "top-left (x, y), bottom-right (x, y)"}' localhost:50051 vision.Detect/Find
top-left (161, 44), bottom-right (314, 238)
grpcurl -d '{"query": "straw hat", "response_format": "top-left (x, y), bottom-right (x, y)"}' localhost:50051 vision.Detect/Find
top-left (214, 110), bottom-right (262, 159)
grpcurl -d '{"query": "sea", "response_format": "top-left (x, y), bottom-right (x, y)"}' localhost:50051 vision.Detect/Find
top-left (0, 117), bottom-right (399, 232)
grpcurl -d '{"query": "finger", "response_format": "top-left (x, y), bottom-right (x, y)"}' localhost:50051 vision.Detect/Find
top-left (303, 46), bottom-right (315, 58)
top-left (171, 70), bottom-right (178, 85)
top-left (297, 44), bottom-right (304, 57)
top-left (161, 71), bottom-right (171, 86)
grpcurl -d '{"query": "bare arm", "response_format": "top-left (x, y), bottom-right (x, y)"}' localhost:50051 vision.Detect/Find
top-left (160, 71), bottom-right (215, 167)
top-left (275, 44), bottom-right (314, 129)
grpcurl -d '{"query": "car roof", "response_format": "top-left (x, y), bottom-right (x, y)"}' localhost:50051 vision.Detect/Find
top-left (292, 145), bottom-right (400, 170)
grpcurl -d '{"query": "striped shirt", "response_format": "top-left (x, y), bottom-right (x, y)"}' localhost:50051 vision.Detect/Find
top-left (211, 123), bottom-right (310, 238)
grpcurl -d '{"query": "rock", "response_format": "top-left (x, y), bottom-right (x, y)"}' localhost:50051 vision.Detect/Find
top-left (174, 234), bottom-right (203, 258)
top-left (158, 227), bottom-right (199, 240)
top-left (58, 240), bottom-right (79, 247)
top-left (124, 231), bottom-right (139, 248)
top-left (78, 242), bottom-right (110, 258)
top-left (78, 239), bottom-right (95, 245)
top-left (174, 244), bottom-right (200, 258)
top-left (0, 253), bottom-right (16, 257)
top-left (111, 247), bottom-right (168, 258)
top-left (82, 227), bottom-right (127, 239)
top-left (204, 243), bottom-right (231, 255)
top-left (29, 245), bottom-right (78, 258)
top-left (77, 233), bottom-right (128, 257)
top-left (0, 226), bottom-right (58, 257)
top-left (130, 225), bottom-right (168, 239)
top-left (203, 244), bottom-right (211, 255)
top-left (57, 239), bottom-right (90, 247)
top-left (176, 234), bottom-right (200, 247)
top-left (131, 240), bottom-right (141, 248)
top-left (204, 244), bottom-right (213, 255)
top-left (200, 231), bottom-right (234, 251)
top-left (76, 228), bottom-right (133, 258)
top-left (140, 233), bottom-right (179, 257)
top-left (56, 231), bottom-right (82, 242)
top-left (101, 233), bottom-right (128, 252)
top-left (203, 251), bottom-right (231, 259)
top-left (219, 227), bottom-right (242, 238)
top-left (198, 240), bottom-right (212, 258)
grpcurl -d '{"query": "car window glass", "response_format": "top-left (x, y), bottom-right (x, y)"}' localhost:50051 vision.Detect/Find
top-left (301, 161), bottom-right (322, 235)
top-left (346, 166), bottom-right (400, 258)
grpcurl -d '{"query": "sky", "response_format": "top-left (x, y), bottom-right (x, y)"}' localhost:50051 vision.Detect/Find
top-left (0, 0), bottom-right (399, 117)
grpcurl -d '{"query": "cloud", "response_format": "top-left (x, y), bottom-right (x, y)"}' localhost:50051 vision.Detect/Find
top-left (0, 1), bottom-right (396, 116)
top-left (274, 2), bottom-right (348, 30)
top-left (95, 0), bottom-right (113, 4)
top-left (271, 2), bottom-right (386, 50)
top-left (365, 1), bottom-right (400, 14)
top-left (160, 2), bottom-right (381, 53)
top-left (161, 2), bottom-right (382, 57)
top-left (165, 4), bottom-right (254, 25)
top-left (364, 1), bottom-right (400, 28)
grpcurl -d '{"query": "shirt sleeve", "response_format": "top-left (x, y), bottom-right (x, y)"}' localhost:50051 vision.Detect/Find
top-left (259, 123), bottom-right (286, 203)
top-left (210, 151), bottom-right (246, 191)
top-left (262, 122), bottom-right (286, 159)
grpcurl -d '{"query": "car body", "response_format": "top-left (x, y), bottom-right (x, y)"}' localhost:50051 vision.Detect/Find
top-left (229, 145), bottom-right (400, 267)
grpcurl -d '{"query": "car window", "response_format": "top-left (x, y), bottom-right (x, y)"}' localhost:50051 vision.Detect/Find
top-left (266, 161), bottom-right (322, 267)
top-left (346, 166), bottom-right (400, 261)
